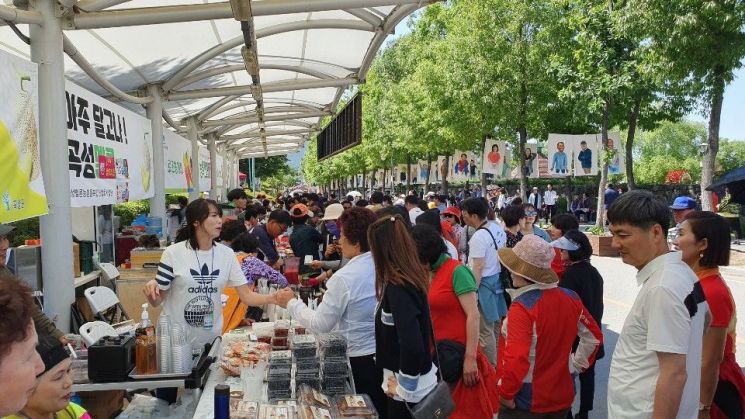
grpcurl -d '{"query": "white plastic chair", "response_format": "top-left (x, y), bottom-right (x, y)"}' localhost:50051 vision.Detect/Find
top-left (84, 286), bottom-right (129, 323)
top-left (79, 321), bottom-right (117, 346)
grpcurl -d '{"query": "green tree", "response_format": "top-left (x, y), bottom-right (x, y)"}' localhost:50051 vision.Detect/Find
top-left (639, 0), bottom-right (745, 209)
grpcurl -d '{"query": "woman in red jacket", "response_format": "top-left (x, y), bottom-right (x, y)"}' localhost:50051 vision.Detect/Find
top-left (411, 224), bottom-right (499, 418)
top-left (674, 211), bottom-right (745, 418)
top-left (496, 235), bottom-right (602, 418)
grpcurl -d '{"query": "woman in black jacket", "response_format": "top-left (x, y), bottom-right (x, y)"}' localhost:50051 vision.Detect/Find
top-left (551, 229), bottom-right (604, 419)
top-left (368, 215), bottom-right (437, 418)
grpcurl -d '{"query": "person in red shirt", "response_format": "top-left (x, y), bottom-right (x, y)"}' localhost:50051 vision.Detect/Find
top-left (674, 211), bottom-right (745, 418)
top-left (496, 235), bottom-right (602, 418)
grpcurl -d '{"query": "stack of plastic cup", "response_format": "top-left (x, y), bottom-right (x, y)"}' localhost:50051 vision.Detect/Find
top-left (171, 323), bottom-right (188, 373)
top-left (158, 314), bottom-right (172, 374)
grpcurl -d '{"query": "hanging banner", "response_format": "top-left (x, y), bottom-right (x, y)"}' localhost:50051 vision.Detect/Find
top-left (198, 146), bottom-right (211, 192)
top-left (0, 50), bottom-right (48, 223)
top-left (65, 81), bottom-right (153, 206)
top-left (417, 160), bottom-right (431, 185)
top-left (450, 150), bottom-right (481, 182)
top-left (164, 129), bottom-right (194, 194)
top-left (606, 132), bottom-right (624, 175)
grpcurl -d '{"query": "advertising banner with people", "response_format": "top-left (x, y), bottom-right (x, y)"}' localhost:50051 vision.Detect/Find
top-left (605, 132), bottom-right (624, 175)
top-left (0, 50), bottom-right (48, 223)
top-left (163, 129), bottom-right (194, 194)
top-left (450, 150), bottom-right (481, 182)
top-left (482, 139), bottom-right (513, 179)
top-left (417, 160), bottom-right (432, 184)
top-left (66, 81), bottom-right (153, 207)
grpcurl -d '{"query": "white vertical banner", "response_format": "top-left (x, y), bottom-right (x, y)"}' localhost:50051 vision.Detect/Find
top-left (606, 132), bottom-right (624, 175)
top-left (65, 81), bottom-right (153, 206)
top-left (163, 129), bottom-right (194, 194)
top-left (0, 50), bottom-right (48, 222)
top-left (198, 146), bottom-right (210, 192)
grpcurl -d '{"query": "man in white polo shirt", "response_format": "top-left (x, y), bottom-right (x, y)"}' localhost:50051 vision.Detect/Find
top-left (543, 184), bottom-right (557, 223)
top-left (607, 190), bottom-right (707, 419)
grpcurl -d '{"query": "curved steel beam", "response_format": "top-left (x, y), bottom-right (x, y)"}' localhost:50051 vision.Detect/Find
top-left (72, 0), bottom-right (425, 29)
top-left (206, 105), bottom-right (326, 124)
top-left (203, 98), bottom-right (325, 122)
top-left (173, 63), bottom-right (336, 91)
top-left (359, 3), bottom-right (424, 81)
top-left (167, 77), bottom-right (357, 101)
top-left (224, 128), bottom-right (315, 142)
top-left (163, 19), bottom-right (373, 92)
top-left (344, 8), bottom-right (382, 26)
top-left (196, 95), bottom-right (239, 121)
top-left (0, 5), bottom-right (43, 25)
top-left (201, 110), bottom-right (329, 128)
top-left (62, 34), bottom-right (153, 104)
top-left (75, 0), bottom-right (132, 12)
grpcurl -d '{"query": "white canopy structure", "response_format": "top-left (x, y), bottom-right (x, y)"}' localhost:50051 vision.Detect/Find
top-left (0, 0), bottom-right (433, 332)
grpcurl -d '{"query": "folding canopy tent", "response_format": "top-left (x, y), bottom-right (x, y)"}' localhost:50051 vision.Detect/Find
top-left (0, 0), bottom-right (434, 331)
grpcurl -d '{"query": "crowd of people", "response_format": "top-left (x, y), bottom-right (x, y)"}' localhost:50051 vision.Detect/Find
top-left (0, 185), bottom-right (743, 418)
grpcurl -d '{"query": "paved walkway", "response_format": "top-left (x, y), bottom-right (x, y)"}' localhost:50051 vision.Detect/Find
top-left (573, 255), bottom-right (745, 417)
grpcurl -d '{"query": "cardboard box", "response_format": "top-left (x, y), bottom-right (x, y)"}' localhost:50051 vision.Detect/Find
top-left (72, 242), bottom-right (81, 278)
top-left (116, 269), bottom-right (161, 321)
top-left (129, 248), bottom-right (164, 269)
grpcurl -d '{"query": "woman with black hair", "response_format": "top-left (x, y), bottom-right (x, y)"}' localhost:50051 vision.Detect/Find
top-left (551, 229), bottom-right (604, 419)
top-left (143, 199), bottom-right (278, 354)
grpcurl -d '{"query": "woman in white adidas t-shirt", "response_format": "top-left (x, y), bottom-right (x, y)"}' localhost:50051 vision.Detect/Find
top-left (143, 198), bottom-right (279, 350)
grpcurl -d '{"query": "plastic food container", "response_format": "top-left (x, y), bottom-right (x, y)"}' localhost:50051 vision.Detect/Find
top-left (296, 359), bottom-right (320, 375)
top-left (269, 350), bottom-right (293, 365)
top-left (271, 336), bottom-right (289, 350)
top-left (292, 334), bottom-right (317, 359)
top-left (318, 333), bottom-right (347, 359)
top-left (321, 358), bottom-right (348, 376)
top-left (273, 320), bottom-right (290, 337)
top-left (334, 394), bottom-right (378, 418)
top-left (299, 405), bottom-right (338, 419)
top-left (298, 385), bottom-right (333, 408)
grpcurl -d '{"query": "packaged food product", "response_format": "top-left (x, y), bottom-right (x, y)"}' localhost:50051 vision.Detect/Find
top-left (255, 330), bottom-right (272, 345)
top-left (321, 374), bottom-right (348, 394)
top-left (230, 400), bottom-right (259, 419)
top-left (296, 359), bottom-right (320, 375)
top-left (273, 320), bottom-right (290, 337)
top-left (259, 404), bottom-right (292, 419)
top-left (321, 358), bottom-right (348, 376)
top-left (318, 333), bottom-right (347, 359)
top-left (268, 364), bottom-right (292, 380)
top-left (298, 385), bottom-right (333, 408)
top-left (299, 405), bottom-right (337, 419)
top-left (292, 334), bottom-right (317, 359)
top-left (272, 336), bottom-right (289, 350)
top-left (269, 350), bottom-right (293, 365)
top-left (295, 375), bottom-right (321, 390)
top-left (293, 325), bottom-right (306, 335)
top-left (334, 394), bottom-right (378, 418)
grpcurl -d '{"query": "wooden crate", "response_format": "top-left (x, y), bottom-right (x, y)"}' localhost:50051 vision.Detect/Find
top-left (129, 248), bottom-right (164, 269)
top-left (72, 242), bottom-right (80, 278)
top-left (586, 233), bottom-right (619, 257)
top-left (116, 269), bottom-right (161, 321)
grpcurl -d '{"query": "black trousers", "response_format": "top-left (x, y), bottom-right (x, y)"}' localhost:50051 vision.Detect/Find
top-left (350, 354), bottom-right (388, 419)
top-left (567, 364), bottom-right (596, 419)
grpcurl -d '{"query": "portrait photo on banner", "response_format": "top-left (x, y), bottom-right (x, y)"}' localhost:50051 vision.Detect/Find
top-left (522, 144), bottom-right (540, 178)
top-left (547, 134), bottom-right (574, 176)
top-left (435, 155), bottom-right (448, 182)
top-left (451, 150), bottom-right (480, 181)
top-left (482, 139), bottom-right (514, 179)
top-left (605, 132), bottom-right (624, 175)
top-left (573, 134), bottom-right (599, 176)
top-left (417, 160), bottom-right (431, 184)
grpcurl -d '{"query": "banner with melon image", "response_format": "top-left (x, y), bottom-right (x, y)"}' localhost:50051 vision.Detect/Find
top-left (0, 50), bottom-right (48, 223)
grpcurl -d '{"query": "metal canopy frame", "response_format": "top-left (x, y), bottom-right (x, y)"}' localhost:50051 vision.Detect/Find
top-left (0, 0), bottom-right (435, 332)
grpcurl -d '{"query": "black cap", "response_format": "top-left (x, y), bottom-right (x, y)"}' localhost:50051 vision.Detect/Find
top-left (214, 384), bottom-right (230, 397)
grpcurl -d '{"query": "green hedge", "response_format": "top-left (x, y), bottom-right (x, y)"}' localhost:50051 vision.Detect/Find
top-left (7, 217), bottom-right (40, 247)
top-left (113, 194), bottom-right (186, 227)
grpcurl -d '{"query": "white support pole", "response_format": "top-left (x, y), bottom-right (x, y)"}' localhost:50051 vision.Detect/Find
top-left (187, 117), bottom-right (200, 201)
top-left (221, 144), bottom-right (229, 197)
top-left (30, 0), bottom-right (74, 332)
top-left (146, 85), bottom-right (166, 220)
top-left (208, 134), bottom-right (218, 200)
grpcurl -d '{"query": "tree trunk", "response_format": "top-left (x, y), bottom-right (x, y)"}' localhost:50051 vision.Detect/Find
top-left (481, 136), bottom-right (488, 197)
top-left (625, 98), bottom-right (640, 190)
top-left (701, 69), bottom-right (724, 211)
top-left (442, 155), bottom-right (450, 195)
top-left (383, 168), bottom-right (388, 194)
top-left (596, 99), bottom-right (611, 228)
top-left (425, 154), bottom-right (432, 191)
top-left (406, 155), bottom-right (412, 192)
top-left (362, 170), bottom-right (367, 195)
top-left (518, 81), bottom-right (529, 201)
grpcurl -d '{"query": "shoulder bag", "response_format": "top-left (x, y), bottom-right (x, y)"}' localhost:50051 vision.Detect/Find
top-left (405, 306), bottom-right (456, 419)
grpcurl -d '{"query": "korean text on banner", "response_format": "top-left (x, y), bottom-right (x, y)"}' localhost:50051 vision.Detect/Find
top-left (66, 81), bottom-right (154, 206)
top-left (0, 50), bottom-right (48, 223)
top-left (199, 146), bottom-right (211, 193)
